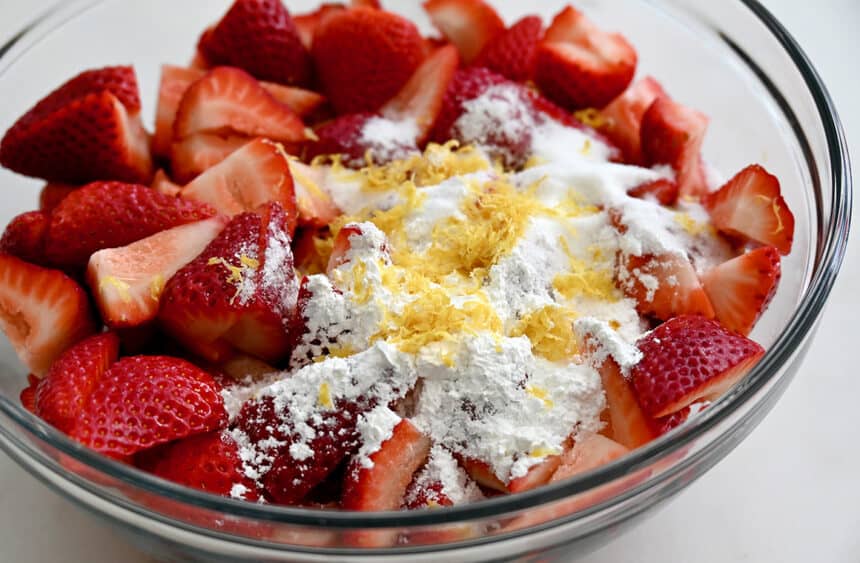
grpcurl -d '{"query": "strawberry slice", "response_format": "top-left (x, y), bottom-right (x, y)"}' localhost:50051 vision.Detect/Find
top-left (703, 164), bottom-right (795, 255)
top-left (180, 138), bottom-right (298, 227)
top-left (473, 15), bottom-right (544, 82)
top-left (649, 406), bottom-right (691, 436)
top-left (44, 181), bottom-right (216, 269)
top-left (618, 252), bottom-right (715, 321)
top-left (20, 376), bottom-right (38, 414)
top-left (38, 183), bottom-right (78, 213)
top-left (0, 255), bottom-right (96, 376)
top-left (151, 169), bottom-right (182, 197)
top-left (288, 160), bottom-right (342, 228)
top-left (627, 178), bottom-right (679, 206)
top-left (600, 76), bottom-right (666, 164)
top-left (596, 357), bottom-right (656, 449)
top-left (173, 67), bottom-right (307, 144)
top-left (701, 246), bottom-right (782, 336)
top-left (170, 133), bottom-right (250, 183)
top-left (197, 0), bottom-right (311, 87)
top-left (312, 7), bottom-right (425, 114)
top-left (534, 6), bottom-right (637, 110)
top-left (549, 434), bottom-right (629, 482)
top-left (87, 216), bottom-right (229, 328)
top-left (631, 315), bottom-right (765, 418)
top-left (381, 44), bottom-right (460, 143)
top-left (423, 0), bottom-right (505, 64)
top-left (71, 355), bottom-right (226, 458)
top-left (640, 95), bottom-right (709, 198)
top-left (0, 211), bottom-right (49, 266)
top-left (34, 332), bottom-right (120, 434)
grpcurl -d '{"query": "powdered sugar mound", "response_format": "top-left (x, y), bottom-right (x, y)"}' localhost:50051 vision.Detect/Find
top-left (341, 222), bottom-right (390, 264)
top-left (221, 373), bottom-right (283, 422)
top-left (354, 406), bottom-right (402, 469)
top-left (574, 317), bottom-right (643, 375)
top-left (405, 445), bottom-right (484, 506)
top-left (531, 119), bottom-right (615, 164)
top-left (403, 177), bottom-right (471, 251)
top-left (359, 117), bottom-right (420, 164)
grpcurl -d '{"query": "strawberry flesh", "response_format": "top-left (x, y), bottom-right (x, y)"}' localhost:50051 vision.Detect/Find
top-left (423, 0), bottom-right (505, 64)
top-left (170, 133), bottom-right (249, 183)
top-left (600, 76), bottom-right (666, 164)
top-left (596, 358), bottom-right (656, 449)
top-left (617, 252), bottom-right (715, 321)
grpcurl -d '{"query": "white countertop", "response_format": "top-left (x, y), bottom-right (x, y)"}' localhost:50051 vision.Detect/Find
top-left (0, 1), bottom-right (856, 562)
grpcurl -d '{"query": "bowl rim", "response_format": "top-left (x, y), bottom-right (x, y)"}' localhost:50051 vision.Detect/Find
top-left (0, 0), bottom-right (851, 540)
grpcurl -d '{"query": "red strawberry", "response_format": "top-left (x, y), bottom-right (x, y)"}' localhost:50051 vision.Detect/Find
top-left (44, 181), bottom-right (216, 268)
top-left (0, 255), bottom-right (96, 376)
top-left (649, 406), bottom-right (690, 436)
top-left (703, 164), bottom-right (795, 255)
top-left (159, 203), bottom-right (301, 363)
top-left (627, 178), bottom-right (679, 206)
top-left (305, 112), bottom-right (419, 168)
top-left (0, 211), bottom-right (49, 265)
top-left (640, 95), bottom-right (709, 198)
top-left (170, 133), bottom-right (249, 183)
top-left (600, 76), bottom-right (666, 164)
top-left (631, 315), bottom-right (764, 417)
top-left (34, 332), bottom-right (120, 434)
top-left (596, 358), bottom-right (656, 449)
top-left (293, 3), bottom-right (346, 50)
top-left (381, 44), bottom-right (460, 144)
top-left (618, 252), bottom-right (715, 321)
top-left (87, 216), bottom-right (229, 328)
top-left (701, 246), bottom-right (782, 336)
top-left (312, 7), bottom-right (424, 114)
top-left (198, 0), bottom-right (311, 86)
top-left (151, 169), bottom-right (182, 198)
top-left (473, 15), bottom-right (543, 82)
top-left (288, 160), bottom-right (342, 228)
top-left (38, 183), bottom-right (78, 213)
top-left (352, 0), bottom-right (381, 7)
top-left (71, 355), bottom-right (226, 458)
top-left (180, 138), bottom-right (298, 227)
top-left (430, 66), bottom-right (506, 142)
top-left (137, 430), bottom-right (259, 500)
top-left (534, 6), bottom-right (637, 110)
top-left (423, 0), bottom-right (505, 64)
top-left (173, 67), bottom-right (307, 144)
top-left (20, 377), bottom-right (38, 414)
top-left (550, 434), bottom-right (629, 482)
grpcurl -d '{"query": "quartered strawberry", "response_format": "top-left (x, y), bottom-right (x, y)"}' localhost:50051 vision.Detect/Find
top-left (34, 332), bottom-right (120, 434)
top-left (87, 216), bottom-right (229, 328)
top-left (631, 315), bottom-right (765, 418)
top-left (180, 138), bottom-right (298, 227)
top-left (173, 67), bottom-right (307, 144)
top-left (198, 0), bottom-right (311, 87)
top-left (44, 181), bottom-right (216, 268)
top-left (600, 76), bottom-right (666, 165)
top-left (627, 177), bottom-right (679, 206)
top-left (170, 133), bottom-right (249, 183)
top-left (550, 434), bottom-right (629, 482)
top-left (159, 203), bottom-right (301, 363)
top-left (0, 211), bottom-right (49, 266)
top-left (534, 6), bottom-right (637, 110)
top-left (640, 95), bottom-right (709, 198)
top-left (137, 430), bottom-right (259, 500)
top-left (151, 169), bottom-right (182, 197)
top-left (0, 255), bottom-right (95, 376)
top-left (596, 358), bottom-right (656, 449)
top-left (703, 164), bottom-right (795, 255)
top-left (288, 160), bottom-right (342, 228)
top-left (312, 7), bottom-right (424, 114)
top-left (423, 0), bottom-right (505, 64)
top-left (71, 355), bottom-right (226, 458)
top-left (38, 183), bottom-right (78, 213)
top-left (701, 245), bottom-right (782, 336)
top-left (473, 15), bottom-right (543, 82)
top-left (617, 252), bottom-right (714, 321)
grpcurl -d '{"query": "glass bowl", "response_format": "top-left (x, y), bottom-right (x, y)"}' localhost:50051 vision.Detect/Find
top-left (0, 0), bottom-right (850, 561)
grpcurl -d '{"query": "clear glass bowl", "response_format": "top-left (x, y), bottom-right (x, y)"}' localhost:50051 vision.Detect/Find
top-left (0, 0), bottom-right (850, 561)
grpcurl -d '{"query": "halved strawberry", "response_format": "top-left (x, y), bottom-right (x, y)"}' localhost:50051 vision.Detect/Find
top-left (0, 211), bottom-right (49, 266)
top-left (381, 44), bottom-right (460, 143)
top-left (550, 434), bottom-right (629, 482)
top-left (44, 181), bottom-right (216, 269)
top-left (312, 7), bottom-right (425, 114)
top-left (151, 169), bottom-right (182, 197)
top-left (473, 15), bottom-right (543, 82)
top-left (640, 95), bottom-right (709, 198)
top-left (534, 6), bottom-right (637, 110)
top-left (198, 0), bottom-right (311, 87)
top-left (87, 216), bottom-right (229, 328)
top-left (596, 358), bottom-right (656, 449)
top-left (71, 355), bottom-right (226, 458)
top-left (618, 252), bottom-right (715, 320)
top-left (34, 332), bottom-right (120, 434)
top-left (180, 138), bottom-right (298, 228)
top-left (631, 315), bottom-right (765, 418)
top-left (38, 183), bottom-right (78, 213)
top-left (0, 255), bottom-right (96, 376)
top-left (703, 164), bottom-right (795, 255)
top-left (600, 76), bottom-right (666, 164)
top-left (170, 133), bottom-right (249, 183)
top-left (701, 246), bottom-right (781, 336)
top-left (423, 0), bottom-right (505, 64)
top-left (288, 160), bottom-right (342, 227)
top-left (627, 177), bottom-right (679, 206)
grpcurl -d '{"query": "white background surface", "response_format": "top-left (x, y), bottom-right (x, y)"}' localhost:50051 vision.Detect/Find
top-left (0, 1), bottom-right (856, 562)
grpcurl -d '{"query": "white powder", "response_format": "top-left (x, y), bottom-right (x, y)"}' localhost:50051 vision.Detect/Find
top-left (261, 216), bottom-right (299, 320)
top-left (354, 406), bottom-right (402, 469)
top-left (453, 84), bottom-right (535, 166)
top-left (359, 117), bottom-right (420, 164)
top-left (531, 118), bottom-right (615, 164)
top-left (574, 317), bottom-right (643, 375)
top-left (230, 483), bottom-right (251, 500)
top-left (405, 445), bottom-right (484, 506)
top-left (220, 372), bottom-right (283, 422)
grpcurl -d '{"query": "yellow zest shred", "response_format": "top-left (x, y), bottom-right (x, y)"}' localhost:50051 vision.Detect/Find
top-left (99, 276), bottom-right (131, 303)
top-left (317, 382), bottom-right (334, 409)
top-left (573, 108), bottom-right (607, 129)
top-left (149, 274), bottom-right (166, 302)
top-left (526, 384), bottom-right (554, 409)
top-left (674, 212), bottom-right (710, 236)
top-left (511, 305), bottom-right (579, 362)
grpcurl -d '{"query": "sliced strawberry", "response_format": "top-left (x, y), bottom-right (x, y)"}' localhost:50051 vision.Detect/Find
top-left (0, 211), bottom-right (49, 265)
top-left (701, 246), bottom-right (781, 336)
top-left (44, 181), bottom-right (216, 268)
top-left (0, 255), bottom-right (95, 376)
top-left (640, 95), bottom-right (709, 198)
top-left (34, 332), bottom-right (120, 434)
top-left (627, 177), bottom-right (679, 206)
top-left (293, 3), bottom-right (346, 50)
top-left (137, 430), bottom-right (259, 500)
top-left (288, 160), bottom-right (342, 227)
top-left (429, 66), bottom-right (506, 142)
top-left (306, 112), bottom-right (419, 168)
top-left (459, 457), bottom-right (507, 492)
top-left (473, 15), bottom-right (543, 82)
top-left (600, 76), bottom-right (666, 164)
top-left (550, 434), bottom-right (629, 482)
top-left (198, 0), bottom-right (311, 86)
top-left (703, 164), bottom-right (795, 255)
top-left (151, 169), bottom-right (182, 197)
top-left (507, 455), bottom-right (564, 493)
top-left (617, 252), bottom-right (714, 321)
top-left (381, 44), bottom-right (460, 143)
top-left (423, 0), bottom-right (505, 64)
top-left (71, 355), bottom-right (226, 458)
top-left (170, 133), bottom-right (249, 183)
top-left (87, 216), bottom-right (229, 328)
top-left (596, 358), bottom-right (656, 449)
top-left (312, 7), bottom-right (424, 114)
top-left (20, 377), bottom-right (37, 414)
top-left (631, 315), bottom-right (765, 418)
top-left (352, 0), bottom-right (381, 7)
top-left (649, 406), bottom-right (691, 436)
top-left (38, 183), bottom-right (78, 213)
top-left (180, 138), bottom-right (298, 227)
top-left (534, 6), bottom-right (637, 110)
top-left (264, 84), bottom-right (327, 119)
